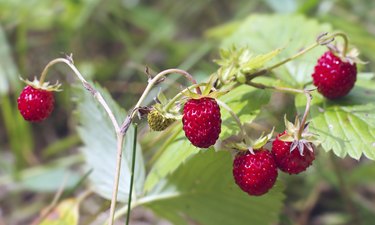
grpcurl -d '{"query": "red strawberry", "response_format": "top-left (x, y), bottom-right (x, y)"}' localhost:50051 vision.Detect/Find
top-left (312, 51), bottom-right (357, 99)
top-left (272, 132), bottom-right (315, 175)
top-left (182, 97), bottom-right (221, 148)
top-left (233, 149), bottom-right (278, 196)
top-left (17, 85), bottom-right (55, 122)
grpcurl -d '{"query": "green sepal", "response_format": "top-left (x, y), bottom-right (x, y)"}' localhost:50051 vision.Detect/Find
top-left (20, 77), bottom-right (62, 92)
top-left (252, 127), bottom-right (275, 150)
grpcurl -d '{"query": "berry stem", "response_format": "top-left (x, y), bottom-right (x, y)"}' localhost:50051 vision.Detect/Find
top-left (121, 69), bottom-right (200, 130)
top-left (330, 32), bottom-right (349, 56)
top-left (246, 32), bottom-right (349, 81)
top-left (246, 81), bottom-right (306, 94)
top-left (163, 83), bottom-right (208, 112)
top-left (297, 91), bottom-right (312, 139)
top-left (216, 100), bottom-right (250, 146)
top-left (108, 133), bottom-right (125, 224)
top-left (125, 124), bottom-right (138, 225)
top-left (38, 57), bottom-right (121, 132)
top-left (246, 42), bottom-right (320, 80)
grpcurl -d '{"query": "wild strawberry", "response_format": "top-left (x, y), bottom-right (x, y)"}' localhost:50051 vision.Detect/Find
top-left (147, 109), bottom-right (175, 131)
top-left (182, 97), bottom-right (221, 148)
top-left (312, 50), bottom-right (357, 99)
top-left (272, 131), bottom-right (315, 174)
top-left (233, 149), bottom-right (278, 196)
top-left (17, 85), bottom-right (55, 122)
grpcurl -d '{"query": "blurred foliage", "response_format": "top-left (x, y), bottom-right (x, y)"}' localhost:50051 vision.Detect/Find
top-left (0, 0), bottom-right (375, 224)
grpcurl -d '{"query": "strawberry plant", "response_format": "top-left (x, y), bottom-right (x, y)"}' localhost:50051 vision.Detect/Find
top-left (7, 14), bottom-right (375, 225)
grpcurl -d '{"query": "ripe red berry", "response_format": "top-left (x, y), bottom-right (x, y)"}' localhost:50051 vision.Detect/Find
top-left (182, 97), bottom-right (221, 148)
top-left (312, 51), bottom-right (357, 99)
top-left (272, 132), bottom-right (315, 175)
top-left (17, 85), bottom-right (55, 122)
top-left (233, 149), bottom-right (278, 196)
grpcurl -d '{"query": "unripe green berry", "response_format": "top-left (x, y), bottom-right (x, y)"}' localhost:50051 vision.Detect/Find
top-left (147, 109), bottom-right (175, 131)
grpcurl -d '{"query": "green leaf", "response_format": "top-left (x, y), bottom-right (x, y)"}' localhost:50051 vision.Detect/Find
top-left (219, 14), bottom-right (332, 87)
top-left (295, 76), bottom-right (375, 160)
top-left (144, 125), bottom-right (200, 192)
top-left (39, 199), bottom-right (79, 225)
top-left (220, 82), bottom-right (272, 140)
top-left (75, 83), bottom-right (145, 202)
top-left (142, 150), bottom-right (285, 225)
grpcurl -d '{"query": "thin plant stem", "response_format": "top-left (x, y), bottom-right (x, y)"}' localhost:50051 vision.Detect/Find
top-left (163, 83), bottom-right (208, 112)
top-left (108, 133), bottom-right (125, 224)
top-left (216, 100), bottom-right (249, 145)
top-left (246, 81), bottom-right (305, 94)
top-left (130, 69), bottom-right (199, 119)
top-left (125, 124), bottom-right (138, 225)
top-left (297, 92), bottom-right (312, 139)
top-left (246, 32), bottom-right (349, 81)
top-left (37, 57), bottom-right (120, 132)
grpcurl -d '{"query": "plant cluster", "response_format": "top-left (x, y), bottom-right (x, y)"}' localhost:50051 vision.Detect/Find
top-left (15, 28), bottom-right (365, 224)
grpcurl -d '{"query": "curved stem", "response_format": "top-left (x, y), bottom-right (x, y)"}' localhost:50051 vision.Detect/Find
top-left (330, 32), bottom-right (349, 56)
top-left (297, 91), bottom-right (312, 139)
top-left (108, 134), bottom-right (125, 224)
top-left (216, 100), bottom-right (249, 146)
top-left (121, 69), bottom-right (200, 131)
top-left (125, 124), bottom-right (138, 225)
top-left (163, 83), bottom-right (208, 112)
top-left (37, 57), bottom-right (120, 132)
top-left (246, 32), bottom-right (349, 81)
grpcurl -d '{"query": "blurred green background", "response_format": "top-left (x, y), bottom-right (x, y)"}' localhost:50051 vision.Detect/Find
top-left (0, 0), bottom-right (375, 224)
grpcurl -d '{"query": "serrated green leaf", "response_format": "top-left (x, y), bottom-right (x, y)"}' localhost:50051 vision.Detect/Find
top-left (39, 199), bottom-right (79, 225)
top-left (220, 14), bottom-right (332, 87)
top-left (295, 77), bottom-right (375, 160)
top-left (142, 150), bottom-right (285, 225)
top-left (75, 83), bottom-right (145, 202)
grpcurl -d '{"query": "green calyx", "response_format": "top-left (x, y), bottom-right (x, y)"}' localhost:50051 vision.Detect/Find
top-left (225, 128), bottom-right (274, 155)
top-left (147, 108), bottom-right (176, 131)
top-left (279, 115), bottom-right (319, 155)
top-left (328, 43), bottom-right (365, 65)
top-left (21, 77), bottom-right (62, 92)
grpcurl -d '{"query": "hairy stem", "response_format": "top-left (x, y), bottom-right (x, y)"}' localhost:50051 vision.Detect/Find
top-left (38, 57), bottom-right (120, 132)
top-left (246, 32), bottom-right (348, 81)
top-left (163, 83), bottom-right (208, 112)
top-left (246, 81), bottom-right (306, 94)
top-left (125, 124), bottom-right (138, 225)
top-left (108, 134), bottom-right (125, 225)
top-left (216, 100), bottom-right (249, 145)
top-left (297, 92), bottom-right (312, 139)
top-left (120, 69), bottom-right (200, 132)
